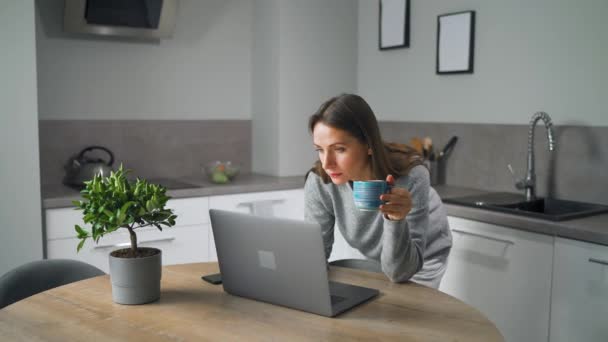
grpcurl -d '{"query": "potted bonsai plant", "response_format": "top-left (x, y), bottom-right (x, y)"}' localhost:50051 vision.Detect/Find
top-left (73, 165), bottom-right (177, 304)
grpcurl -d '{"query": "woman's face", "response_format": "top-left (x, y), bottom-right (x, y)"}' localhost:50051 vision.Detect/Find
top-left (312, 122), bottom-right (372, 185)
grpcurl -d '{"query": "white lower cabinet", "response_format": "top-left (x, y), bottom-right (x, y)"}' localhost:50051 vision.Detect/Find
top-left (45, 197), bottom-right (211, 272)
top-left (206, 187), bottom-right (361, 262)
top-left (550, 237), bottom-right (608, 342)
top-left (439, 216), bottom-right (553, 342)
top-left (208, 188), bottom-right (305, 220)
top-left (46, 189), bottom-right (308, 268)
top-left (47, 224), bottom-right (209, 273)
top-left (208, 188), bottom-right (305, 260)
top-left (329, 227), bottom-right (366, 262)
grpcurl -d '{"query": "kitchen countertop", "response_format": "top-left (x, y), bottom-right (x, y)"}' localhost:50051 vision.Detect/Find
top-left (42, 173), bottom-right (305, 209)
top-left (434, 185), bottom-right (608, 247)
top-left (42, 178), bottom-right (608, 247)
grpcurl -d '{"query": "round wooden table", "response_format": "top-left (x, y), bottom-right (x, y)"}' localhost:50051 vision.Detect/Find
top-left (0, 262), bottom-right (503, 341)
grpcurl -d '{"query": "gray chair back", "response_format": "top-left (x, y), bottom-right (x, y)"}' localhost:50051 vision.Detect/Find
top-left (329, 258), bottom-right (382, 273)
top-left (0, 259), bottom-right (104, 309)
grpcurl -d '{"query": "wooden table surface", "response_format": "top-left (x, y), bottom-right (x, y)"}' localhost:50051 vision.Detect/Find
top-left (0, 262), bottom-right (503, 341)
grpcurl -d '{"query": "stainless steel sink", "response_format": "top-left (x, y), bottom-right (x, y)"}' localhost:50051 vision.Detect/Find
top-left (443, 192), bottom-right (608, 221)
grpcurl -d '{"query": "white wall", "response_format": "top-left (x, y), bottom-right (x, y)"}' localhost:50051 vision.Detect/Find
top-left (277, 0), bottom-right (358, 176)
top-left (36, 0), bottom-right (252, 120)
top-left (0, 0), bottom-right (43, 276)
top-left (251, 0), bottom-right (280, 175)
top-left (33, 1), bottom-right (608, 181)
top-left (358, 0), bottom-right (608, 126)
top-left (251, 0), bottom-right (358, 176)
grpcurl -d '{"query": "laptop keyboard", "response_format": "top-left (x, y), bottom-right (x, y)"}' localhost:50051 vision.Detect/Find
top-left (330, 295), bottom-right (346, 305)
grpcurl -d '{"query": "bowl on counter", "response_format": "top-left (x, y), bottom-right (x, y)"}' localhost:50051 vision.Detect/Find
top-left (203, 161), bottom-right (240, 184)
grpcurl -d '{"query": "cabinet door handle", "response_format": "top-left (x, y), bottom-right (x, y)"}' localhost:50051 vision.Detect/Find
top-left (451, 229), bottom-right (515, 246)
top-left (588, 258), bottom-right (608, 266)
top-left (93, 237), bottom-right (176, 250)
top-left (237, 199), bottom-right (286, 207)
top-left (237, 199), bottom-right (286, 217)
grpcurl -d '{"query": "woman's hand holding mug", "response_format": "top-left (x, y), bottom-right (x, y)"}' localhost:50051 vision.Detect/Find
top-left (379, 174), bottom-right (412, 221)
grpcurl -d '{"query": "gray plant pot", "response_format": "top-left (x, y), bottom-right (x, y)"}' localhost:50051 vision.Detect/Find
top-left (109, 247), bottom-right (162, 305)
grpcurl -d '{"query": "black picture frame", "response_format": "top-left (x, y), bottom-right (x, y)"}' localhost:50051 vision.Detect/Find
top-left (379, 0), bottom-right (410, 50)
top-left (436, 10), bottom-right (476, 74)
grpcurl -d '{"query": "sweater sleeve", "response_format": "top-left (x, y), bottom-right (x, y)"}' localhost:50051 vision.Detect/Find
top-left (304, 173), bottom-right (336, 260)
top-left (380, 165), bottom-right (429, 282)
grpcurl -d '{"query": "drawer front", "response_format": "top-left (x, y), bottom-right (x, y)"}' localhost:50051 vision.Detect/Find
top-left (207, 189), bottom-right (304, 261)
top-left (167, 197), bottom-right (210, 226)
top-left (208, 188), bottom-right (304, 220)
top-left (46, 207), bottom-right (87, 240)
top-left (47, 224), bottom-right (209, 273)
top-left (46, 197), bottom-right (209, 240)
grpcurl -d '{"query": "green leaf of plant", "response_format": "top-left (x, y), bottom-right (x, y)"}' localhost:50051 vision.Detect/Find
top-left (103, 209), bottom-right (113, 218)
top-left (120, 201), bottom-right (134, 216)
top-left (77, 238), bottom-right (86, 252)
top-left (106, 226), bottom-right (119, 234)
top-left (75, 224), bottom-right (89, 238)
top-left (83, 213), bottom-right (95, 223)
top-left (116, 210), bottom-right (124, 225)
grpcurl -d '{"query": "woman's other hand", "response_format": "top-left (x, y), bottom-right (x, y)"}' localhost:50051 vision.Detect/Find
top-left (379, 174), bottom-right (412, 221)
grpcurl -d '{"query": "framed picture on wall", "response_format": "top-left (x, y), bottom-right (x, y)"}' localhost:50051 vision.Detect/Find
top-left (379, 0), bottom-right (410, 50)
top-left (436, 11), bottom-right (476, 74)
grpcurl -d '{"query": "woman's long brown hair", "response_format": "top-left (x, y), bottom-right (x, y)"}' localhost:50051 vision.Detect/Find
top-left (307, 94), bottom-right (424, 183)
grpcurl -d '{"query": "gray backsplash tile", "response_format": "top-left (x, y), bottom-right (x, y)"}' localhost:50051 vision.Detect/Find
top-left (39, 120), bottom-right (251, 186)
top-left (40, 119), bottom-right (608, 205)
top-left (379, 122), bottom-right (608, 205)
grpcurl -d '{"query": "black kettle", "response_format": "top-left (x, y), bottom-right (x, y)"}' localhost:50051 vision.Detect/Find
top-left (63, 146), bottom-right (115, 188)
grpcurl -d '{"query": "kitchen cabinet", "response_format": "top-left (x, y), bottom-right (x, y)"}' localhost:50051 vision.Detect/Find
top-left (208, 189), bottom-right (305, 220)
top-left (550, 237), bottom-right (608, 342)
top-left (329, 226), bottom-right (366, 262)
top-left (46, 225), bottom-right (208, 273)
top-left (207, 189), bottom-right (305, 261)
top-left (205, 188), bottom-right (363, 262)
top-left (45, 197), bottom-right (210, 273)
top-left (208, 189), bottom-right (304, 261)
top-left (45, 187), bottom-right (367, 270)
top-left (439, 216), bottom-right (553, 342)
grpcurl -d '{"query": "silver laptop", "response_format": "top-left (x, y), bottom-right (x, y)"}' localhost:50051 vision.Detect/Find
top-left (209, 209), bottom-right (379, 317)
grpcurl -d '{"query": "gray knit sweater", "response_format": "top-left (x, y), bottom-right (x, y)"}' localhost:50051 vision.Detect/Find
top-left (304, 165), bottom-right (452, 283)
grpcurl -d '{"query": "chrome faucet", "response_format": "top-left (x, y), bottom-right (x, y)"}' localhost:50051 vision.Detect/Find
top-left (508, 112), bottom-right (556, 201)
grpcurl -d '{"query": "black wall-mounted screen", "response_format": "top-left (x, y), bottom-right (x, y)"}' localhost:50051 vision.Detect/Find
top-left (85, 0), bottom-right (163, 29)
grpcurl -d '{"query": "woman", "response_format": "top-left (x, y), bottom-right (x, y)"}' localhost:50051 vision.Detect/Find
top-left (304, 94), bottom-right (452, 288)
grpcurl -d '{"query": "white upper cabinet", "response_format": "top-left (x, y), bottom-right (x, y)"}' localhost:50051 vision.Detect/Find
top-left (550, 237), bottom-right (608, 342)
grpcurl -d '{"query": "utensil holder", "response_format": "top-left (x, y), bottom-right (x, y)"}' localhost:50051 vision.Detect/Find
top-left (429, 158), bottom-right (447, 186)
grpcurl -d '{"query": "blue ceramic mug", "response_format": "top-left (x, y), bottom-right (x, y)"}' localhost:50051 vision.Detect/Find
top-left (352, 180), bottom-right (391, 211)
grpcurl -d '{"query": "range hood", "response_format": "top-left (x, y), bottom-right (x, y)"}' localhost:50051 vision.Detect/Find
top-left (63, 0), bottom-right (178, 40)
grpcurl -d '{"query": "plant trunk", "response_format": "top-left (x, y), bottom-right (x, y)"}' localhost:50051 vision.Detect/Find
top-left (127, 226), bottom-right (137, 257)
